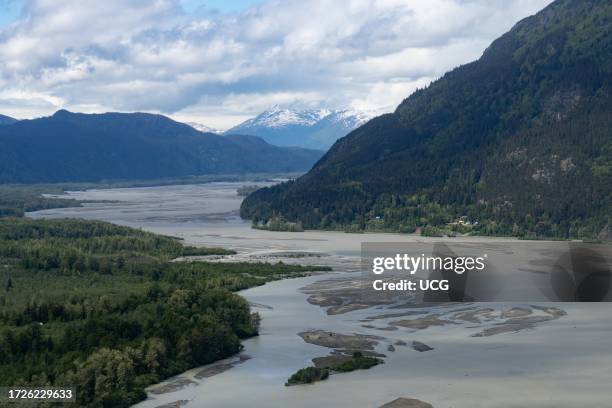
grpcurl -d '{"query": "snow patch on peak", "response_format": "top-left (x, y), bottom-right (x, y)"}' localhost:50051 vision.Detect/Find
top-left (187, 122), bottom-right (223, 134)
top-left (248, 107), bottom-right (330, 128)
top-left (236, 107), bottom-right (367, 129)
top-left (324, 109), bottom-right (372, 127)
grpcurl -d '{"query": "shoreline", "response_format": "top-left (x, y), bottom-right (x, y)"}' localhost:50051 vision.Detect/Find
top-left (23, 179), bottom-right (593, 244)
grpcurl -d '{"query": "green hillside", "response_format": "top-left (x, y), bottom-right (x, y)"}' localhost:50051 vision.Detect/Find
top-left (241, 0), bottom-right (612, 240)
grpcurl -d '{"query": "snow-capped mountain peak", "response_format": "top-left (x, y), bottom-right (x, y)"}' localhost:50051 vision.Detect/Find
top-left (225, 106), bottom-right (373, 150)
top-left (240, 106), bottom-right (331, 128)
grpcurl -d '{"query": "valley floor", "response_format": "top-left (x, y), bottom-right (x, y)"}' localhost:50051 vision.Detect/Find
top-left (27, 182), bottom-right (612, 408)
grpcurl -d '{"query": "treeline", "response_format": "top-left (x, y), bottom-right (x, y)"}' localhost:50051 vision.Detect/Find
top-left (0, 186), bottom-right (82, 218)
top-left (0, 218), bottom-right (233, 275)
top-left (0, 218), bottom-right (327, 407)
top-left (244, 184), bottom-right (608, 240)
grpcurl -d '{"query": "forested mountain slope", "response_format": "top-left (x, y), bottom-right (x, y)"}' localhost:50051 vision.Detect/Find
top-left (0, 114), bottom-right (18, 125)
top-left (0, 110), bottom-right (322, 183)
top-left (241, 0), bottom-right (612, 239)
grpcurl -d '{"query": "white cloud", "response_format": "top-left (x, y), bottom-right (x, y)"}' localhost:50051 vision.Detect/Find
top-left (0, 0), bottom-right (553, 127)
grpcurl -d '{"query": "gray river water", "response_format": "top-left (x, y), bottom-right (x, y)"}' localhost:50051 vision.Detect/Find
top-left (29, 182), bottom-right (612, 408)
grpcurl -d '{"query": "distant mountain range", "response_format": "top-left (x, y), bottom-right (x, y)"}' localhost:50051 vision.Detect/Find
top-left (241, 0), bottom-right (612, 240)
top-left (225, 106), bottom-right (372, 149)
top-left (0, 114), bottom-right (17, 125)
top-left (187, 122), bottom-right (223, 134)
top-left (0, 110), bottom-right (323, 183)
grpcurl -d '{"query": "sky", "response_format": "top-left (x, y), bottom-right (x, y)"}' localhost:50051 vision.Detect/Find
top-left (0, 0), bottom-right (553, 129)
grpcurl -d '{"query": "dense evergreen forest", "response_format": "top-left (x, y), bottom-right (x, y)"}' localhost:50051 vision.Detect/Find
top-left (241, 0), bottom-right (612, 240)
top-left (0, 217), bottom-right (328, 407)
